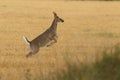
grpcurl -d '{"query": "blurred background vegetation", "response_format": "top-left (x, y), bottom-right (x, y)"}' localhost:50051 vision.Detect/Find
top-left (25, 44), bottom-right (120, 80)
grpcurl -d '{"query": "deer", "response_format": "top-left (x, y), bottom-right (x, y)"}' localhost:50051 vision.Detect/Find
top-left (23, 12), bottom-right (64, 58)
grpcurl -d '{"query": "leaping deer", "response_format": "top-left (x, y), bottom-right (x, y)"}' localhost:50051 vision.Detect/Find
top-left (23, 12), bottom-right (64, 57)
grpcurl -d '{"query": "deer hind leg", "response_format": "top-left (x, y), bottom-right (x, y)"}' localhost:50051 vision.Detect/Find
top-left (26, 52), bottom-right (33, 58)
top-left (26, 48), bottom-right (39, 58)
top-left (47, 36), bottom-right (58, 47)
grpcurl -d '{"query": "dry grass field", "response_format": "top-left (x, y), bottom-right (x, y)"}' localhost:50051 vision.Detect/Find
top-left (0, 0), bottom-right (120, 80)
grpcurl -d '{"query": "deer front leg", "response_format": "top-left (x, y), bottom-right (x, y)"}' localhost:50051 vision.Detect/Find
top-left (52, 35), bottom-right (58, 43)
top-left (47, 36), bottom-right (58, 47)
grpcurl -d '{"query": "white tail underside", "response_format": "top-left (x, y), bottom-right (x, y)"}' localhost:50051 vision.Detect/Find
top-left (23, 36), bottom-right (32, 51)
top-left (23, 36), bottom-right (30, 45)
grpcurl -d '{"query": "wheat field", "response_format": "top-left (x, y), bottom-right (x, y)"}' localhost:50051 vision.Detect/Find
top-left (0, 0), bottom-right (120, 80)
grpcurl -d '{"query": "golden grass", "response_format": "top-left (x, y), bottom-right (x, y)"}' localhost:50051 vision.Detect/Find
top-left (0, 0), bottom-right (120, 79)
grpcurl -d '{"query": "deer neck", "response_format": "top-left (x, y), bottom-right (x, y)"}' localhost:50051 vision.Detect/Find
top-left (49, 18), bottom-right (58, 32)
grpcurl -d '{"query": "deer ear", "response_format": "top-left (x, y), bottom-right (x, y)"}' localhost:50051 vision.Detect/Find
top-left (53, 12), bottom-right (57, 17)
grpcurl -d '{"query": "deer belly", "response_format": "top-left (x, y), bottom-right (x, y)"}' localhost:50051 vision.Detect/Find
top-left (38, 39), bottom-right (52, 47)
